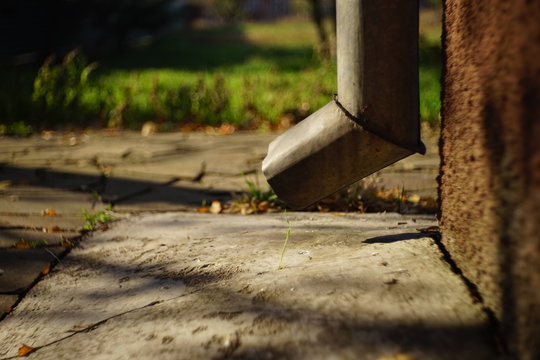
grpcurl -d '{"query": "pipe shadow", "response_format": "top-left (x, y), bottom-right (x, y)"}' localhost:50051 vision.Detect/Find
top-left (0, 164), bottom-right (235, 209)
top-left (363, 233), bottom-right (427, 244)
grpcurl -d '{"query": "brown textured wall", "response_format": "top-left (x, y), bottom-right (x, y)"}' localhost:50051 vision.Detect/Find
top-left (440, 0), bottom-right (540, 358)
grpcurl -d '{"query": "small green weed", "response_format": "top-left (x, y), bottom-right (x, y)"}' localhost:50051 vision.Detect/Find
top-left (226, 174), bottom-right (282, 214)
top-left (277, 210), bottom-right (292, 270)
top-left (0, 121), bottom-right (33, 137)
top-left (244, 177), bottom-right (277, 203)
top-left (82, 209), bottom-right (113, 231)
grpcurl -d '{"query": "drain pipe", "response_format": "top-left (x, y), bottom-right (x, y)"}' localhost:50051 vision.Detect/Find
top-left (262, 0), bottom-right (425, 210)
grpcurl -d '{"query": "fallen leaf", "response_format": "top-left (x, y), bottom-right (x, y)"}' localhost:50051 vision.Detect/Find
top-left (141, 121), bottom-right (157, 136)
top-left (209, 200), bottom-right (222, 214)
top-left (239, 203), bottom-right (253, 215)
top-left (204, 125), bottom-right (217, 134)
top-left (5, 306), bottom-right (12, 313)
top-left (257, 201), bottom-right (269, 212)
top-left (197, 206), bottom-right (210, 213)
top-left (42, 209), bottom-right (56, 217)
top-left (46, 226), bottom-right (62, 233)
top-left (219, 123), bottom-right (236, 135)
top-left (316, 204), bottom-right (330, 212)
top-left (41, 130), bottom-right (55, 140)
top-left (18, 344), bottom-right (35, 357)
top-left (15, 240), bottom-right (31, 249)
top-left (41, 263), bottom-right (52, 275)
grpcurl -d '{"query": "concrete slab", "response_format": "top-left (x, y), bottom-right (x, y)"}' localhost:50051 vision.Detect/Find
top-left (0, 138), bottom-right (64, 164)
top-left (0, 213), bottom-right (498, 359)
top-left (2, 131), bottom-right (439, 211)
top-left (111, 133), bottom-right (272, 186)
top-left (0, 247), bottom-right (66, 294)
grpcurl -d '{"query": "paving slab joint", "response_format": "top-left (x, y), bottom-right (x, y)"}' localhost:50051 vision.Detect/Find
top-left (428, 230), bottom-right (509, 357)
top-left (0, 290), bottom-right (197, 360)
top-left (0, 243), bottom-right (74, 322)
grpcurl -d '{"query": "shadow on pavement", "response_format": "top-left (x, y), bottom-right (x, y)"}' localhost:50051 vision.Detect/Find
top-left (363, 233), bottom-right (427, 244)
top-left (0, 164), bottom-right (235, 210)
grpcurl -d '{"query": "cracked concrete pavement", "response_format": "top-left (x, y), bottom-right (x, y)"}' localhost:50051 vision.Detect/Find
top-left (0, 131), bottom-right (277, 311)
top-left (0, 130), bottom-right (497, 359)
top-left (0, 212), bottom-right (498, 359)
top-left (0, 130), bottom-right (439, 311)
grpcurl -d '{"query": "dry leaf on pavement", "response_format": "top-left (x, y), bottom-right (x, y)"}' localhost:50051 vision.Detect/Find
top-left (42, 209), bottom-right (56, 217)
top-left (14, 240), bottom-right (31, 249)
top-left (41, 263), bottom-right (52, 275)
top-left (45, 226), bottom-right (62, 233)
top-left (209, 200), bottom-right (222, 214)
top-left (257, 201), bottom-right (270, 212)
top-left (17, 344), bottom-right (35, 357)
top-left (219, 123), bottom-right (236, 135)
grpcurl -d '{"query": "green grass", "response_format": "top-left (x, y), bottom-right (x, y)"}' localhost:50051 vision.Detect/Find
top-left (85, 21), bottom-right (335, 129)
top-left (419, 7), bottom-right (442, 125)
top-left (0, 15), bottom-right (441, 133)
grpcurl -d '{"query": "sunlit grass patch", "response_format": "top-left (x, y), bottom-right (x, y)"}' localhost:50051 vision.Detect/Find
top-left (1, 13), bottom-right (441, 133)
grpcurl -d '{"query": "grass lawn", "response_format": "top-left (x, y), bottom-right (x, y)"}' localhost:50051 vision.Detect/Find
top-left (0, 12), bottom-right (441, 134)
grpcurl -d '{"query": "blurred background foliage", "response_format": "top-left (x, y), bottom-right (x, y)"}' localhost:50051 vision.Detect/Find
top-left (0, 0), bottom-right (441, 136)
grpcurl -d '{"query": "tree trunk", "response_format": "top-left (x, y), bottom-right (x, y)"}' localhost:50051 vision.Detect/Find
top-left (308, 0), bottom-right (329, 57)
